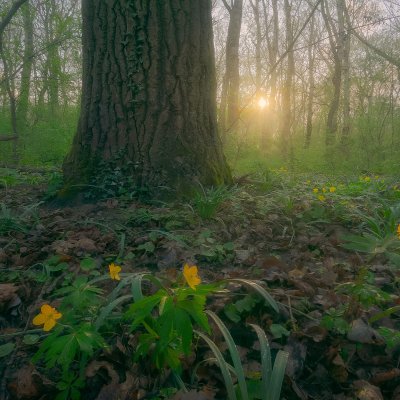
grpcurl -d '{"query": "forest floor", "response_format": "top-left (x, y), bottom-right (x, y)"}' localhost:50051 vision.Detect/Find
top-left (1, 168), bottom-right (400, 400)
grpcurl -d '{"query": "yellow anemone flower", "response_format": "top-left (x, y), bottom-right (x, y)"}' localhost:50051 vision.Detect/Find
top-left (33, 304), bottom-right (62, 332)
top-left (313, 188), bottom-right (319, 193)
top-left (183, 264), bottom-right (201, 290)
top-left (318, 195), bottom-right (326, 202)
top-left (109, 263), bottom-right (122, 280)
top-left (329, 186), bottom-right (336, 193)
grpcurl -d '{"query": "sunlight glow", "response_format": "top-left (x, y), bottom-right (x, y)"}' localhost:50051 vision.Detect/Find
top-left (257, 97), bottom-right (268, 109)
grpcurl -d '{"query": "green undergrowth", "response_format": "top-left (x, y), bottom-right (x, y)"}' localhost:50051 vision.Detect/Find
top-left (1, 166), bottom-right (400, 399)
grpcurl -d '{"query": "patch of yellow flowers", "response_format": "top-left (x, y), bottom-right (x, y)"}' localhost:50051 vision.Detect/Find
top-left (33, 262), bottom-right (202, 331)
top-left (312, 186), bottom-right (336, 201)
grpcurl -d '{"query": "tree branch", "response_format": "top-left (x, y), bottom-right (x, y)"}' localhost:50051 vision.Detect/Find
top-left (0, 135), bottom-right (18, 142)
top-left (0, 0), bottom-right (28, 39)
top-left (221, 0), bottom-right (232, 13)
top-left (345, 7), bottom-right (400, 69)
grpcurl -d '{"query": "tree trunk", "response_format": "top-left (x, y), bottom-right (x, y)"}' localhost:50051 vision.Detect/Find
top-left (261, 0), bottom-right (279, 149)
top-left (321, 0), bottom-right (345, 147)
top-left (304, 13), bottom-right (315, 149)
top-left (17, 2), bottom-right (33, 127)
top-left (280, 0), bottom-right (295, 160)
top-left (220, 0), bottom-right (243, 136)
top-left (341, 8), bottom-right (351, 146)
top-left (63, 0), bottom-right (231, 197)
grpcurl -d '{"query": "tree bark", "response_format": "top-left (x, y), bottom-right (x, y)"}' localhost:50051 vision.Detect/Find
top-left (280, 0), bottom-right (295, 160)
top-left (260, 0), bottom-right (279, 148)
top-left (220, 0), bottom-right (243, 135)
top-left (63, 0), bottom-right (231, 197)
top-left (304, 13), bottom-right (315, 149)
top-left (17, 2), bottom-right (34, 126)
top-left (321, 0), bottom-right (345, 147)
top-left (341, 6), bottom-right (351, 145)
top-left (0, 0), bottom-right (28, 165)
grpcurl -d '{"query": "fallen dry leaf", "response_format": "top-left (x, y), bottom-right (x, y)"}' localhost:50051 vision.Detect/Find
top-left (353, 380), bottom-right (383, 400)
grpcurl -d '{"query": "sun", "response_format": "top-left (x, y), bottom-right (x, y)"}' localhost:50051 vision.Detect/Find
top-left (257, 97), bottom-right (268, 109)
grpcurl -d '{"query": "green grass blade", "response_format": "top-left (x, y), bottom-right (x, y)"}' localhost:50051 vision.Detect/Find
top-left (268, 351), bottom-right (288, 400)
top-left (249, 324), bottom-right (272, 398)
top-left (229, 279), bottom-right (279, 313)
top-left (206, 311), bottom-right (248, 400)
top-left (194, 330), bottom-right (237, 400)
top-left (95, 294), bottom-right (132, 330)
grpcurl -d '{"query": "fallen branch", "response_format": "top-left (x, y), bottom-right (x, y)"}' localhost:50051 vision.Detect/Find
top-left (0, 135), bottom-right (18, 141)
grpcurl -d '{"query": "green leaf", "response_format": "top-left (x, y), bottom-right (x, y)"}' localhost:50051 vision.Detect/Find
top-left (95, 294), bottom-right (132, 330)
top-left (178, 295), bottom-right (210, 333)
top-left (235, 295), bottom-right (257, 313)
top-left (195, 330), bottom-right (237, 400)
top-left (223, 242), bottom-right (235, 251)
top-left (23, 334), bottom-right (40, 345)
top-left (174, 308), bottom-right (193, 355)
top-left (137, 242), bottom-right (155, 253)
top-left (206, 311), bottom-right (248, 400)
top-left (125, 291), bottom-right (164, 328)
top-left (224, 304), bottom-right (241, 323)
top-left (48, 262), bottom-right (69, 273)
top-left (80, 258), bottom-right (96, 271)
top-left (0, 342), bottom-right (15, 357)
top-left (269, 324), bottom-right (290, 339)
top-left (229, 279), bottom-right (279, 313)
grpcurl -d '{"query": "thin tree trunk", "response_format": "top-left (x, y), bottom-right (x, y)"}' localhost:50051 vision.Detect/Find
top-left (341, 6), bottom-right (351, 145)
top-left (260, 0), bottom-right (279, 149)
top-left (220, 0), bottom-right (243, 137)
top-left (17, 2), bottom-right (34, 127)
top-left (321, 0), bottom-right (344, 147)
top-left (304, 14), bottom-right (315, 149)
top-left (0, 0), bottom-right (28, 164)
top-left (280, 0), bottom-right (295, 160)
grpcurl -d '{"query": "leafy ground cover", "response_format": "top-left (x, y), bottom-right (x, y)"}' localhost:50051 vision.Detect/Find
top-left (1, 169), bottom-right (400, 400)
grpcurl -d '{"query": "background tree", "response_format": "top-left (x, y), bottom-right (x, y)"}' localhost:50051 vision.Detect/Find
top-left (219, 0), bottom-right (243, 136)
top-left (62, 0), bottom-right (231, 196)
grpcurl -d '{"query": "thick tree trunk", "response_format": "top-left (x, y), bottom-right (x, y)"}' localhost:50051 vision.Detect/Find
top-left (63, 0), bottom-right (231, 197)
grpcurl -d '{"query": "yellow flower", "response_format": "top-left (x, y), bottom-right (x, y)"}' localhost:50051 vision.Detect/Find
top-left (33, 304), bottom-right (62, 332)
top-left (318, 195), bottom-right (326, 202)
top-left (397, 224), bottom-right (400, 239)
top-left (364, 176), bottom-right (371, 182)
top-left (329, 186), bottom-right (336, 193)
top-left (183, 264), bottom-right (201, 290)
top-left (313, 188), bottom-right (319, 193)
top-left (322, 187), bottom-right (327, 193)
top-left (109, 263), bottom-right (121, 280)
